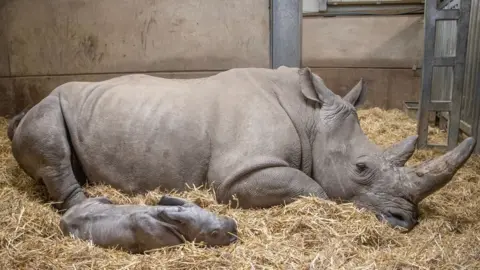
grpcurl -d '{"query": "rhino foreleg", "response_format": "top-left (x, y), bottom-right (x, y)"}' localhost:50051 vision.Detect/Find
top-left (11, 95), bottom-right (87, 211)
top-left (217, 167), bottom-right (327, 209)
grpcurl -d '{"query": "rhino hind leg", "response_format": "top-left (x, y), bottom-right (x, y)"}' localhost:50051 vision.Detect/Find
top-left (11, 95), bottom-right (87, 211)
top-left (217, 167), bottom-right (328, 209)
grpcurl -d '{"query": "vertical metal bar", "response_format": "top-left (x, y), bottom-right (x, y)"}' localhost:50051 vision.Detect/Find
top-left (417, 0), bottom-right (438, 148)
top-left (270, 0), bottom-right (302, 68)
top-left (269, 0), bottom-right (273, 69)
top-left (460, 0), bottom-right (480, 137)
top-left (447, 0), bottom-right (472, 150)
top-left (472, 70), bottom-right (480, 153)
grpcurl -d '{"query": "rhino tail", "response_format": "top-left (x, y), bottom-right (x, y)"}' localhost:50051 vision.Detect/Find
top-left (7, 106), bottom-right (31, 141)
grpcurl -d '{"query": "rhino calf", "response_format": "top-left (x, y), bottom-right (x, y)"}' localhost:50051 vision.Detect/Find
top-left (60, 195), bottom-right (238, 253)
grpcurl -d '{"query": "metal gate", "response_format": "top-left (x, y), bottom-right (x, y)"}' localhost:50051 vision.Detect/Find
top-left (270, 0), bottom-right (480, 153)
top-left (416, 0), bottom-right (473, 151)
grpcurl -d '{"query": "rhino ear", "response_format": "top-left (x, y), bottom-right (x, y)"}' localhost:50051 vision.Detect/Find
top-left (92, 197), bottom-right (114, 205)
top-left (157, 195), bottom-right (196, 207)
top-left (343, 78), bottom-right (367, 108)
top-left (158, 208), bottom-right (194, 226)
top-left (300, 67), bottom-right (335, 105)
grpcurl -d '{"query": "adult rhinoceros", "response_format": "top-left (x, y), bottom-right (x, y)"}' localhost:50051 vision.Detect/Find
top-left (7, 66), bottom-right (475, 231)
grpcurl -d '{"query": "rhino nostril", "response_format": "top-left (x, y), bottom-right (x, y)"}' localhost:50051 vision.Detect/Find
top-left (386, 211), bottom-right (418, 230)
top-left (385, 210), bottom-right (407, 221)
top-left (229, 234), bottom-right (238, 243)
top-left (228, 227), bottom-right (238, 243)
top-left (390, 212), bottom-right (405, 222)
top-left (376, 210), bottom-right (417, 230)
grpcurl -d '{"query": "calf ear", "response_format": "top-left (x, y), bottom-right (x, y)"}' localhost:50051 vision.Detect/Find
top-left (299, 67), bottom-right (335, 105)
top-left (343, 78), bottom-right (367, 108)
top-left (157, 195), bottom-right (196, 207)
top-left (158, 208), bottom-right (194, 226)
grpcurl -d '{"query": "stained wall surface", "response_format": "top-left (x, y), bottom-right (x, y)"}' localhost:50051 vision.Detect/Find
top-left (0, 0), bottom-right (270, 116)
top-left (303, 15), bottom-right (424, 110)
top-left (0, 1), bottom-right (425, 116)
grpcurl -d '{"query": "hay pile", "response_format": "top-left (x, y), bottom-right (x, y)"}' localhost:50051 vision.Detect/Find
top-left (0, 108), bottom-right (479, 269)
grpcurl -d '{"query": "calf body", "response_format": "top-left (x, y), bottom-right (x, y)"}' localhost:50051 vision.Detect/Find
top-left (60, 196), bottom-right (237, 253)
top-left (9, 66), bottom-right (476, 231)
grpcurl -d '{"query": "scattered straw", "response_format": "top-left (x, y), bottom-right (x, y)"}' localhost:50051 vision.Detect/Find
top-left (0, 108), bottom-right (479, 269)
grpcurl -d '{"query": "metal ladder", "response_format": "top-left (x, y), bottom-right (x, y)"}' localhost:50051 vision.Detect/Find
top-left (417, 0), bottom-right (472, 150)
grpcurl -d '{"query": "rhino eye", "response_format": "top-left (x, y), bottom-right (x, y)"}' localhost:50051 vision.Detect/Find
top-left (356, 163), bottom-right (367, 172)
top-left (211, 230), bottom-right (219, 238)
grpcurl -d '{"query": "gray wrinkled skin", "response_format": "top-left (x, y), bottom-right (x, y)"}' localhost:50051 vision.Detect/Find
top-left (8, 66), bottom-right (476, 232)
top-left (60, 195), bottom-right (237, 253)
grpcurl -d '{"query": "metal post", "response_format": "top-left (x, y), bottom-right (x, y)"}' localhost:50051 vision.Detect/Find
top-left (417, 0), bottom-right (438, 149)
top-left (417, 0), bottom-right (472, 151)
top-left (472, 70), bottom-right (480, 153)
top-left (270, 0), bottom-right (303, 68)
top-left (447, 0), bottom-right (472, 150)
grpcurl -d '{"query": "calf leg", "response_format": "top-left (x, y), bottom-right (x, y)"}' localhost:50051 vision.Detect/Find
top-left (216, 167), bottom-right (328, 209)
top-left (11, 95), bottom-right (86, 211)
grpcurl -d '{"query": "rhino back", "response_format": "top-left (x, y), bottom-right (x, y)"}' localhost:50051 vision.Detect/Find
top-left (55, 69), bottom-right (305, 193)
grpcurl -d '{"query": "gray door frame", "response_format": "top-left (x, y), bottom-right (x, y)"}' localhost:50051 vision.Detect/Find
top-left (270, 0), bottom-right (303, 68)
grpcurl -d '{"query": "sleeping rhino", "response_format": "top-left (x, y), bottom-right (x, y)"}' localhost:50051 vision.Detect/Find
top-left (60, 195), bottom-right (237, 253)
top-left (7, 66), bottom-right (476, 232)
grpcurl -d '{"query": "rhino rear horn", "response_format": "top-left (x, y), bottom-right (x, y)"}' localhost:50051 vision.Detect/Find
top-left (383, 135), bottom-right (418, 167)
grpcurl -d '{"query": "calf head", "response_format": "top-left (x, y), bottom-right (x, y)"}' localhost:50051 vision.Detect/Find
top-left (299, 68), bottom-right (476, 231)
top-left (157, 195), bottom-right (238, 246)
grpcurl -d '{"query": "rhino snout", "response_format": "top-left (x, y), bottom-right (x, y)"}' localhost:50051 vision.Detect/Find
top-left (375, 210), bottom-right (418, 231)
top-left (209, 217), bottom-right (238, 246)
top-left (228, 220), bottom-right (238, 243)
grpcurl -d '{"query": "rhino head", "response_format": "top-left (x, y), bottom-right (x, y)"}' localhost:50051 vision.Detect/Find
top-left (300, 68), bottom-right (476, 231)
top-left (157, 195), bottom-right (238, 246)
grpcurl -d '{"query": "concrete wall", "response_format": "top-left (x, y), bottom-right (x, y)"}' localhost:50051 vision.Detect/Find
top-left (302, 15), bottom-right (424, 68)
top-left (0, 0), bottom-right (425, 116)
top-left (303, 15), bottom-right (424, 109)
top-left (0, 0), bottom-right (270, 116)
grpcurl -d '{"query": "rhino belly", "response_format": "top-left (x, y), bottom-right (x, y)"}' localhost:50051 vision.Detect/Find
top-left (63, 86), bottom-right (212, 194)
top-left (80, 134), bottom-right (210, 194)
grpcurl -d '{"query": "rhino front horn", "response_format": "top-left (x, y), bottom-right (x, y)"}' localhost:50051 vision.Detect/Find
top-left (408, 137), bottom-right (476, 203)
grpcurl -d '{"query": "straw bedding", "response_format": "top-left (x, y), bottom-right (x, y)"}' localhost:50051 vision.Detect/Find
top-left (0, 108), bottom-right (479, 269)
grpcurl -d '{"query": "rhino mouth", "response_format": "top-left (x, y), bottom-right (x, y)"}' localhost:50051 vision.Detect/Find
top-left (375, 209), bottom-right (419, 231)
